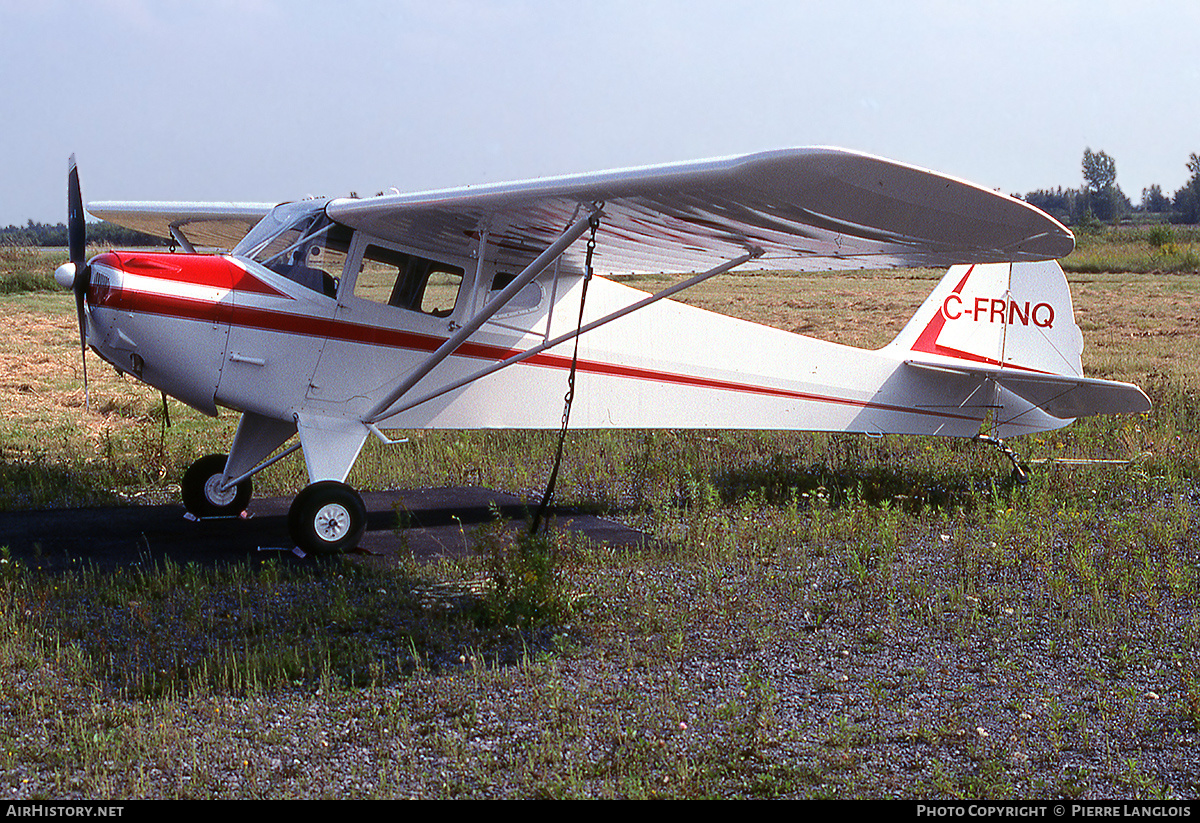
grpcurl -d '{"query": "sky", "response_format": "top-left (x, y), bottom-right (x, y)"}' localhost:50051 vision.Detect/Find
top-left (2, 0), bottom-right (1198, 227)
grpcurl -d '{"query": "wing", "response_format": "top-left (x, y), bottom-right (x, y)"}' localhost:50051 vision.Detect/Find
top-left (326, 147), bottom-right (1074, 276)
top-left (87, 201), bottom-right (276, 251)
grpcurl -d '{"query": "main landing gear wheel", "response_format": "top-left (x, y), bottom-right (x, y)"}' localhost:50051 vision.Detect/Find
top-left (181, 454), bottom-right (252, 518)
top-left (288, 481), bottom-right (367, 555)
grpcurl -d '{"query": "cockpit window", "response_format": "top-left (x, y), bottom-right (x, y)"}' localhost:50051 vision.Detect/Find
top-left (233, 200), bottom-right (350, 297)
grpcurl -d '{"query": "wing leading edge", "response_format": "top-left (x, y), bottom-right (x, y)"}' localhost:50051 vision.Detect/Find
top-left (326, 148), bottom-right (1074, 275)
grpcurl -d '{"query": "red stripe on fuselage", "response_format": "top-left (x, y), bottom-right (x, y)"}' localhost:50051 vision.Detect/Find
top-left (99, 277), bottom-right (983, 425)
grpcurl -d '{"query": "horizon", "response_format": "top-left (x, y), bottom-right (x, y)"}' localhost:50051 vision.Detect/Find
top-left (3, 1), bottom-right (1198, 227)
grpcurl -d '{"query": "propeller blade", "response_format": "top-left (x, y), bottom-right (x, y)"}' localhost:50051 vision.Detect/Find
top-left (75, 286), bottom-right (90, 412)
top-left (67, 154), bottom-right (86, 267)
top-left (66, 154), bottom-right (91, 411)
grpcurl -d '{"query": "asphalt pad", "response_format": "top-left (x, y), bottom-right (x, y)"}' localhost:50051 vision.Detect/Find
top-left (0, 487), bottom-right (648, 572)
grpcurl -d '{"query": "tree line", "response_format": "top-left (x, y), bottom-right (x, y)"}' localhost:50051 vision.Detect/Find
top-left (0, 219), bottom-right (166, 248)
top-left (1021, 149), bottom-right (1200, 226)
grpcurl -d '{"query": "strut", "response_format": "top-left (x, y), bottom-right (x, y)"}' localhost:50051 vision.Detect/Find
top-left (380, 247), bottom-right (763, 420)
top-left (362, 207), bottom-right (602, 424)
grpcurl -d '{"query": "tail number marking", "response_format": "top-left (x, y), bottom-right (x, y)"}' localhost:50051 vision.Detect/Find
top-left (942, 295), bottom-right (1054, 328)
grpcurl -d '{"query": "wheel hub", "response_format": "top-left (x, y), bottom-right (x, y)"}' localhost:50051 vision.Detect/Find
top-left (313, 503), bottom-right (351, 542)
top-left (203, 474), bottom-right (238, 507)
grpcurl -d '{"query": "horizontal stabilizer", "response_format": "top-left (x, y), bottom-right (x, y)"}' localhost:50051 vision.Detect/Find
top-left (903, 360), bottom-right (1150, 419)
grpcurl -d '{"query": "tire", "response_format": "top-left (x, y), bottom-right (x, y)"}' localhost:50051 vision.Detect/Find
top-left (288, 481), bottom-right (366, 554)
top-left (181, 454), bottom-right (252, 518)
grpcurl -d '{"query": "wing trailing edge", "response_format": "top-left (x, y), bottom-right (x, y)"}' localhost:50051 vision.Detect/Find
top-left (326, 148), bottom-right (1074, 275)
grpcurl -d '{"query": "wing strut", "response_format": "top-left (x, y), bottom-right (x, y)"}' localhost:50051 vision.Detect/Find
top-left (371, 247), bottom-right (763, 422)
top-left (168, 226), bottom-right (196, 254)
top-left (362, 207), bottom-right (602, 423)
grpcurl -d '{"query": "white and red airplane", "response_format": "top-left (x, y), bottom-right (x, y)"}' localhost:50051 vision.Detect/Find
top-left (55, 149), bottom-right (1149, 554)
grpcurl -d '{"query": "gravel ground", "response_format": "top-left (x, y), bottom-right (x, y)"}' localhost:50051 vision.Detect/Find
top-left (3, 509), bottom-right (1198, 800)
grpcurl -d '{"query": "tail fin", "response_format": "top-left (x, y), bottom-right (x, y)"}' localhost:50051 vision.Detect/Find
top-left (888, 260), bottom-right (1084, 376)
top-left (887, 260), bottom-right (1149, 436)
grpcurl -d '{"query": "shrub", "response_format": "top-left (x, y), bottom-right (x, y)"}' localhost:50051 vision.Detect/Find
top-left (478, 520), bottom-right (576, 629)
top-left (1147, 224), bottom-right (1176, 249)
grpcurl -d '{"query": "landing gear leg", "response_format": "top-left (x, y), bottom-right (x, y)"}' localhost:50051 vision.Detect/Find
top-left (288, 481), bottom-right (367, 554)
top-left (976, 434), bottom-right (1029, 485)
top-left (181, 453), bottom-right (253, 517)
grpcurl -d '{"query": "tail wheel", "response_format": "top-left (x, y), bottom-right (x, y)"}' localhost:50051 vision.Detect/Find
top-left (288, 481), bottom-right (366, 554)
top-left (182, 454), bottom-right (252, 518)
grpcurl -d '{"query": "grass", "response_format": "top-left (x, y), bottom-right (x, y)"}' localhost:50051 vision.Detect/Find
top-left (1064, 224), bottom-right (1200, 275)
top-left (1, 240), bottom-right (1200, 797)
top-left (0, 243), bottom-right (63, 293)
top-left (1, 549), bottom-right (555, 696)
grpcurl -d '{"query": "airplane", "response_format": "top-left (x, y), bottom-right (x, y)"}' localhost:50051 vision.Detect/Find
top-left (53, 148), bottom-right (1150, 555)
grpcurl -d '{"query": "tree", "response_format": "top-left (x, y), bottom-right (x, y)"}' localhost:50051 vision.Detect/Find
top-left (1080, 148), bottom-right (1126, 222)
top-left (1173, 153), bottom-right (1200, 224)
top-left (1082, 148), bottom-right (1117, 192)
top-left (1022, 187), bottom-right (1075, 224)
top-left (1141, 184), bottom-right (1170, 213)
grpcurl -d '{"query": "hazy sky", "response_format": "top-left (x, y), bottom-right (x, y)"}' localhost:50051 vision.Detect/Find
top-left (3, 0), bottom-right (1198, 226)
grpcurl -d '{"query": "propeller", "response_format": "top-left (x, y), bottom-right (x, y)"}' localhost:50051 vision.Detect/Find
top-left (55, 154), bottom-right (91, 411)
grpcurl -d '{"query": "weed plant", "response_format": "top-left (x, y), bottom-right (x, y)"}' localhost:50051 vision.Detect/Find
top-left (476, 518), bottom-right (578, 630)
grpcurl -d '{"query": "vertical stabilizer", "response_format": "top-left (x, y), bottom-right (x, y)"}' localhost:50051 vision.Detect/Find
top-left (887, 259), bottom-right (1084, 377)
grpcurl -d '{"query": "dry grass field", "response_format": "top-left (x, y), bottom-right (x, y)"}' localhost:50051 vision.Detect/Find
top-left (1, 233), bottom-right (1199, 799)
top-left (624, 267), bottom-right (1200, 387)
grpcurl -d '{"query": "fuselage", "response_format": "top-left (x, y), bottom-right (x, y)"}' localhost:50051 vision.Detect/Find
top-left (82, 243), bottom-right (1018, 441)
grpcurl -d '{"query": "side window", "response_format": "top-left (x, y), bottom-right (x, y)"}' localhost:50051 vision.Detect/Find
top-left (353, 245), bottom-right (464, 317)
top-left (489, 272), bottom-right (543, 316)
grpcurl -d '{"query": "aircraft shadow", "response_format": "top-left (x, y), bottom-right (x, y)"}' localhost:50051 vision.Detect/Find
top-left (0, 486), bottom-right (648, 572)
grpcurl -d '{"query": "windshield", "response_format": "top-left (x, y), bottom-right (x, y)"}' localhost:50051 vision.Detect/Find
top-left (233, 199), bottom-right (330, 262)
top-left (233, 199), bottom-right (351, 297)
